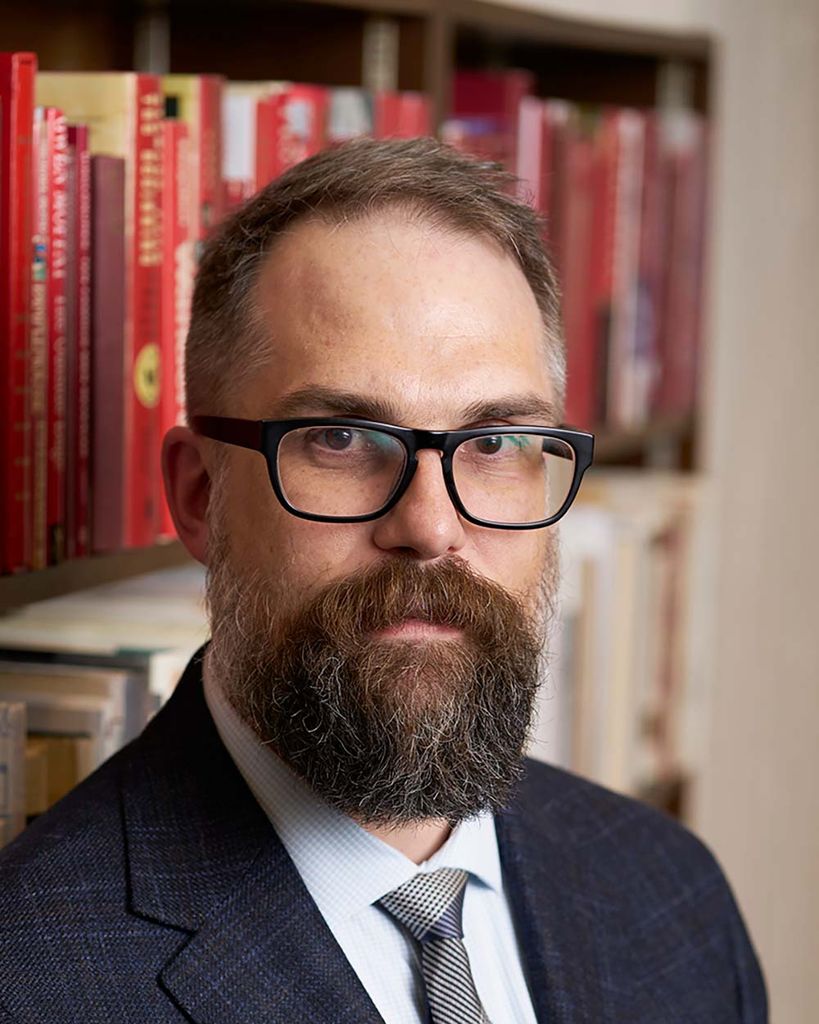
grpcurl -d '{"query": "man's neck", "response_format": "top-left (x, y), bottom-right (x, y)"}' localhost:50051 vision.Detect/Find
top-left (362, 818), bottom-right (453, 864)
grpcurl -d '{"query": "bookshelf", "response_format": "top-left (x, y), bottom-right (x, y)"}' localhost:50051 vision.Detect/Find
top-left (1, 0), bottom-right (711, 825)
top-left (0, 541), bottom-right (193, 616)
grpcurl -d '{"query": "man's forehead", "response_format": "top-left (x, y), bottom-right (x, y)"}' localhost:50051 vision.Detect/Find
top-left (247, 211), bottom-right (554, 423)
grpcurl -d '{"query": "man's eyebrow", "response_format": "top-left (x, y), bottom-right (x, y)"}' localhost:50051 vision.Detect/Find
top-left (269, 386), bottom-right (560, 427)
top-left (270, 386), bottom-right (403, 423)
top-left (460, 394), bottom-right (561, 426)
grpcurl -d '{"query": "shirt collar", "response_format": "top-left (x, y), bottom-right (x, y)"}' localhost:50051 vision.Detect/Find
top-left (202, 651), bottom-right (503, 925)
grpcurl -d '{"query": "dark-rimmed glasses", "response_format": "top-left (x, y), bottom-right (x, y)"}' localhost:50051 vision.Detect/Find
top-left (191, 415), bottom-right (595, 530)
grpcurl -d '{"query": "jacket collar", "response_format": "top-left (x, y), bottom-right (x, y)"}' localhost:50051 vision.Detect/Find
top-left (122, 643), bottom-right (610, 1023)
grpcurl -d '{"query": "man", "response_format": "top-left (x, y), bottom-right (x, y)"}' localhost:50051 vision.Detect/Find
top-left (0, 137), bottom-right (766, 1023)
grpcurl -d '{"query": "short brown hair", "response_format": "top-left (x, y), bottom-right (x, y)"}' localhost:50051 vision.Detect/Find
top-left (185, 136), bottom-right (565, 423)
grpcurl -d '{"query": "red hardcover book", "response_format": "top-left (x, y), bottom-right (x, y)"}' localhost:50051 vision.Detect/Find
top-left (255, 84), bottom-right (328, 189)
top-left (516, 97), bottom-right (547, 211)
top-left (65, 125), bottom-right (91, 560)
top-left (452, 69), bottom-right (534, 168)
top-left (30, 107), bottom-right (49, 570)
top-left (90, 156), bottom-right (126, 554)
top-left (561, 126), bottom-right (597, 431)
top-left (159, 119), bottom-right (193, 539)
top-left (588, 109), bottom-right (618, 428)
top-left (45, 108), bottom-right (69, 565)
top-left (374, 91), bottom-right (430, 139)
top-left (439, 117), bottom-right (508, 166)
top-left (543, 101), bottom-right (572, 277)
top-left (634, 111), bottom-right (666, 427)
top-left (37, 73), bottom-right (165, 550)
top-left (162, 75), bottom-right (225, 251)
top-left (0, 52), bottom-right (36, 575)
top-left (655, 113), bottom-right (708, 419)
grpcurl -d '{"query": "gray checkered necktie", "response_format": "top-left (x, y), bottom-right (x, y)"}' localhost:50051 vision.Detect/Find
top-left (378, 867), bottom-right (493, 1024)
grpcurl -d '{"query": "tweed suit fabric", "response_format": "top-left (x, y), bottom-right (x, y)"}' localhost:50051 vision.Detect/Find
top-left (0, 643), bottom-right (768, 1023)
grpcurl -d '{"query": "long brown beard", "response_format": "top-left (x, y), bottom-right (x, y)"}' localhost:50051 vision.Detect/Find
top-left (205, 512), bottom-right (560, 826)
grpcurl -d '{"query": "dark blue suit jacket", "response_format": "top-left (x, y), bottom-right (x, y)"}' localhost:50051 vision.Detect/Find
top-left (0, 643), bottom-right (767, 1023)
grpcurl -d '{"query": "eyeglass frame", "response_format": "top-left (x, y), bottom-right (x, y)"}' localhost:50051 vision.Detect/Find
top-left (190, 414), bottom-right (595, 531)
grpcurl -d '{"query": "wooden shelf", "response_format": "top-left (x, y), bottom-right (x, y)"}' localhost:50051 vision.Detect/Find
top-left (592, 414), bottom-right (697, 470)
top-left (449, 0), bottom-right (710, 59)
top-left (0, 541), bottom-right (195, 615)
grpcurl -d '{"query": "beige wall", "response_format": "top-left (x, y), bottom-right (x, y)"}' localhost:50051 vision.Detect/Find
top-left (495, 0), bottom-right (819, 1020)
top-left (695, 2), bottom-right (819, 1021)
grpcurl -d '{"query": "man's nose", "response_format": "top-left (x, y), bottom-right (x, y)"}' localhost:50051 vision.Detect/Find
top-left (370, 449), bottom-right (467, 560)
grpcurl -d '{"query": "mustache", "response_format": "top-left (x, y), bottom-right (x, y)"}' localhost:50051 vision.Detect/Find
top-left (285, 555), bottom-right (535, 649)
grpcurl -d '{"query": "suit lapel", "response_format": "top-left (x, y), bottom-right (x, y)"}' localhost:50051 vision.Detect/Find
top-left (495, 766), bottom-right (617, 1024)
top-left (121, 645), bottom-right (384, 1024)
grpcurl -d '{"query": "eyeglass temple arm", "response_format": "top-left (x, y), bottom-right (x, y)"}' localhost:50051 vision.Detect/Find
top-left (190, 415), bottom-right (263, 452)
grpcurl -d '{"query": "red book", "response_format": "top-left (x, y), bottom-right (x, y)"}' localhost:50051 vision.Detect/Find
top-left (30, 107), bottom-right (49, 570)
top-left (588, 110), bottom-right (619, 428)
top-left (543, 101), bottom-right (572, 277)
top-left (90, 156), bottom-right (126, 555)
top-left (255, 85), bottom-right (328, 189)
top-left (162, 75), bottom-right (225, 249)
top-left (159, 119), bottom-right (194, 539)
top-left (452, 69), bottom-right (534, 168)
top-left (0, 52), bottom-right (36, 575)
top-left (634, 111), bottom-right (666, 427)
top-left (46, 108), bottom-right (69, 565)
top-left (655, 113), bottom-right (708, 419)
top-left (374, 91), bottom-right (431, 139)
top-left (65, 125), bottom-right (92, 560)
top-left (440, 117), bottom-right (509, 166)
top-left (561, 127), bottom-right (597, 431)
top-left (516, 97), bottom-right (547, 211)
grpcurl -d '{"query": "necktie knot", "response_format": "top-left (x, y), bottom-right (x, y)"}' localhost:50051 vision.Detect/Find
top-left (378, 866), bottom-right (469, 943)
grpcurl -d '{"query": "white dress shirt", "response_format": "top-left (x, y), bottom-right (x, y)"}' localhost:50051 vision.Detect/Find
top-left (203, 654), bottom-right (539, 1024)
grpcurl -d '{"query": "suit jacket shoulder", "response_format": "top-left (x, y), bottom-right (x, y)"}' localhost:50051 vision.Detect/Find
top-left (495, 757), bottom-right (768, 1024)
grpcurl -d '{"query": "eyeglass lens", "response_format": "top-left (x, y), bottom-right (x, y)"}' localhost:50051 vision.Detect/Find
top-left (276, 426), bottom-right (576, 525)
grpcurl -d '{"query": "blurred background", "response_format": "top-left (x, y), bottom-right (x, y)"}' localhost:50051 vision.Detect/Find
top-left (0, 0), bottom-right (816, 1019)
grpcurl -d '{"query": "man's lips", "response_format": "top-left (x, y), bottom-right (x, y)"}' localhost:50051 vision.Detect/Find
top-left (373, 618), bottom-right (462, 640)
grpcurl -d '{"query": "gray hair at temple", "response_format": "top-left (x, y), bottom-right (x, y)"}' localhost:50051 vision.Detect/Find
top-left (184, 135), bottom-right (566, 426)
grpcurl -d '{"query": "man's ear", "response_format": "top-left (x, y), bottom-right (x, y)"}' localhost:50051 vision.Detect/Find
top-left (161, 425), bottom-right (213, 566)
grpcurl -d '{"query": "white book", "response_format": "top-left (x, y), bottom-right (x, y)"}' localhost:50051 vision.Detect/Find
top-left (0, 564), bottom-right (208, 706)
top-left (0, 665), bottom-right (133, 764)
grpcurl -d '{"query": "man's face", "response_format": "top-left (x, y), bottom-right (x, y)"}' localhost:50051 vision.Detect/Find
top-left (204, 210), bottom-right (562, 824)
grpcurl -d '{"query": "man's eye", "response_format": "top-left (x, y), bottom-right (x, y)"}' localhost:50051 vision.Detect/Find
top-left (475, 436), bottom-right (504, 455)
top-left (320, 428), bottom-right (354, 451)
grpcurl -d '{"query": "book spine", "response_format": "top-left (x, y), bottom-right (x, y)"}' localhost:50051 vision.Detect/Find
top-left (609, 110), bottom-right (645, 431)
top-left (126, 75), bottom-right (163, 549)
top-left (66, 125), bottom-right (92, 560)
top-left (199, 76), bottom-right (224, 241)
top-left (46, 108), bottom-right (69, 565)
top-left (516, 96), bottom-right (544, 210)
top-left (30, 108), bottom-right (49, 570)
top-left (255, 95), bottom-right (282, 189)
top-left (590, 111), bottom-right (618, 428)
top-left (0, 52), bottom-right (36, 575)
top-left (562, 131), bottom-right (597, 430)
top-left (91, 156), bottom-right (126, 554)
